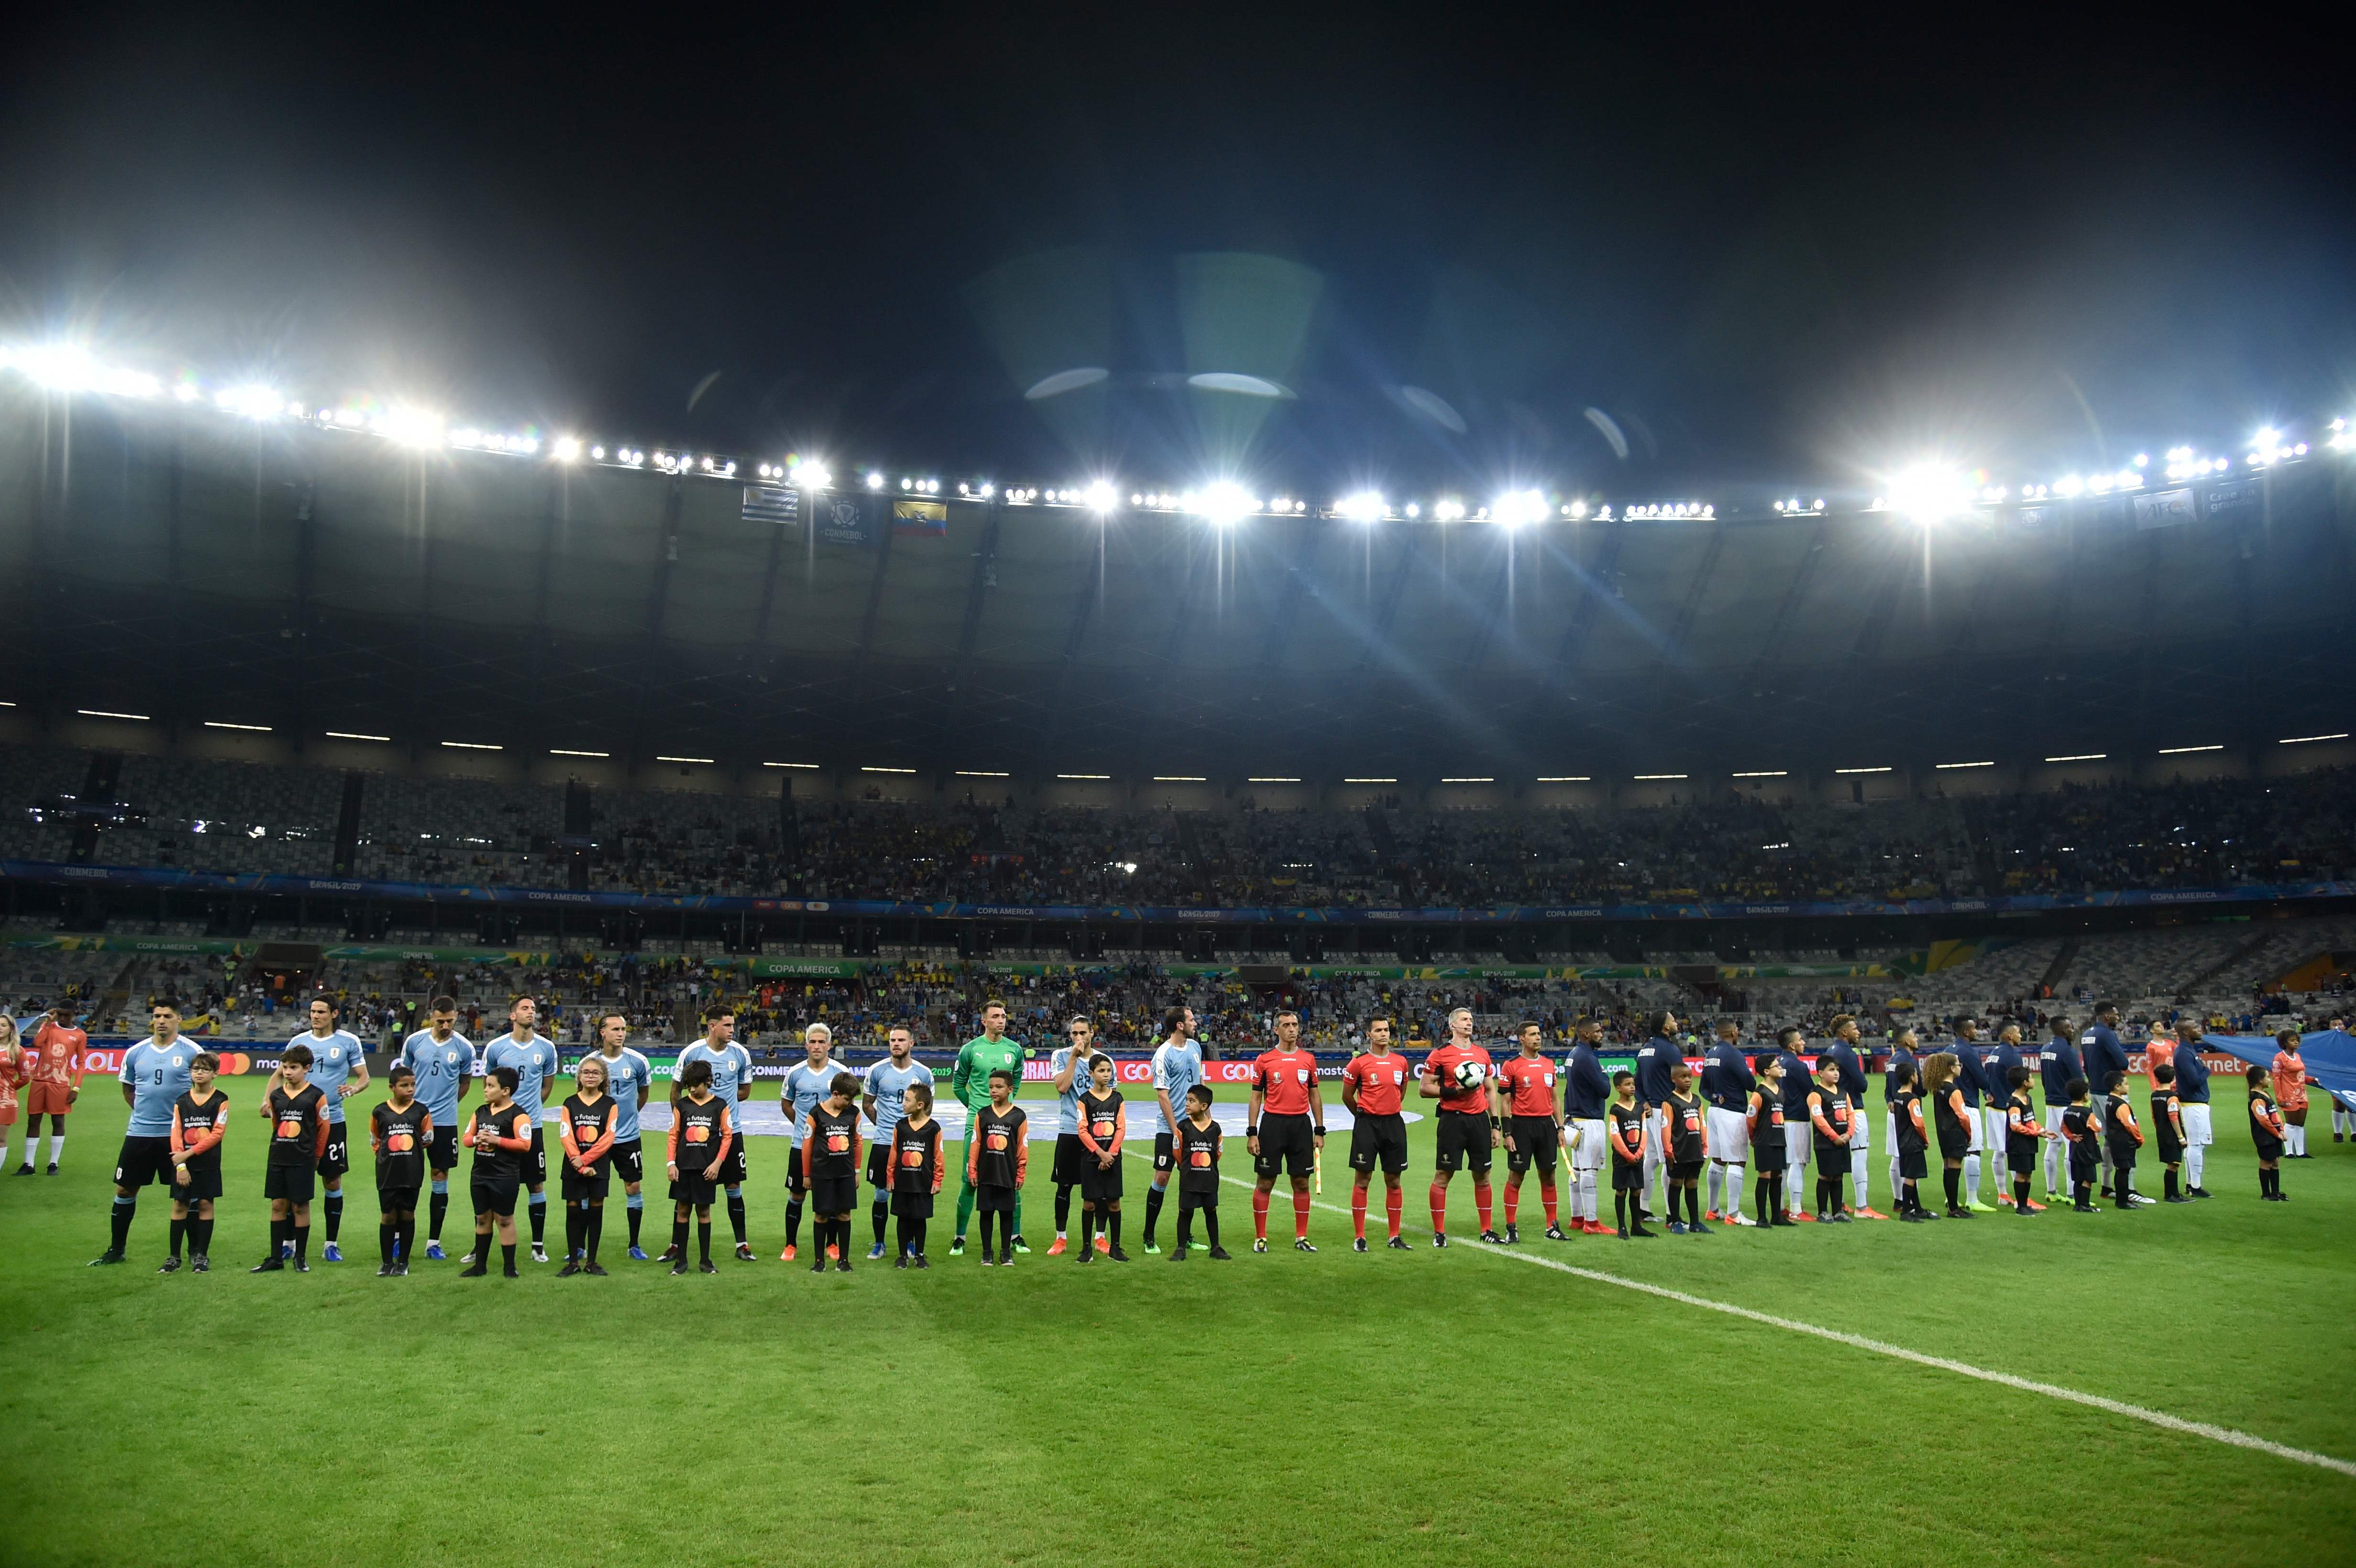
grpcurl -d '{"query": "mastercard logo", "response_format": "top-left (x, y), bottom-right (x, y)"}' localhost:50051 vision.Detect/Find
top-left (387, 1132), bottom-right (414, 1153)
top-left (1091, 1120), bottom-right (1115, 1139)
top-left (573, 1122), bottom-right (599, 1140)
top-left (825, 1134), bottom-right (850, 1152)
top-left (1189, 1151), bottom-right (1211, 1167)
top-left (685, 1126), bottom-right (710, 1144)
top-left (985, 1132), bottom-right (1008, 1151)
top-left (220, 1054), bottom-right (252, 1075)
top-left (899, 1147), bottom-right (924, 1167)
top-left (276, 1117), bottom-right (302, 1138)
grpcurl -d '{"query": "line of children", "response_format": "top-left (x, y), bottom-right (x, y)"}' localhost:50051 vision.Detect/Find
top-left (962, 1071), bottom-right (1021, 1265)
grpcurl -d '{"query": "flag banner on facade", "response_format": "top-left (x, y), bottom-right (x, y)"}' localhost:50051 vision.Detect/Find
top-left (815, 494), bottom-right (879, 546)
top-left (741, 485), bottom-right (799, 526)
top-left (2132, 488), bottom-right (2195, 530)
top-left (2204, 479), bottom-right (2259, 516)
top-left (893, 498), bottom-right (949, 535)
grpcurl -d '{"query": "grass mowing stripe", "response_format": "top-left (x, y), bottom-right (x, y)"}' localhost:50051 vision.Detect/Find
top-left (1131, 1147), bottom-right (2356, 1480)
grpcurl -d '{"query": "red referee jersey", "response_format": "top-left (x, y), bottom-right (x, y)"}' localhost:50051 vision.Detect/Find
top-left (1496, 1055), bottom-right (1557, 1118)
top-left (1251, 1048), bottom-right (1318, 1117)
top-left (1423, 1042), bottom-right (1493, 1115)
top-left (1342, 1051), bottom-right (1408, 1117)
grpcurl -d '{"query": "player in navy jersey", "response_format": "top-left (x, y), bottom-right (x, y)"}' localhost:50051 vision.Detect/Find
top-left (1562, 1016), bottom-right (1614, 1234)
top-left (861, 1026), bottom-right (936, 1259)
top-left (2037, 1018), bottom-right (2081, 1203)
top-left (369, 1066), bottom-right (432, 1274)
top-left (1047, 1016), bottom-right (1101, 1255)
top-left (1698, 1019), bottom-right (1754, 1227)
top-left (94, 1000), bottom-right (198, 1267)
top-left (397, 995), bottom-right (473, 1260)
top-left (1819, 1014), bottom-right (1882, 1219)
top-left (778, 1024), bottom-right (844, 1262)
top-left (1632, 1012), bottom-right (1681, 1223)
top-left (579, 1011), bottom-right (654, 1259)
top-left (286, 996), bottom-right (369, 1263)
top-left (676, 1009), bottom-right (755, 1262)
top-left (2079, 1004), bottom-right (2132, 1192)
top-left (1883, 1026), bottom-right (1921, 1209)
top-left (481, 998), bottom-right (559, 1263)
top-left (164, 1051), bottom-right (228, 1271)
top-left (1981, 1024), bottom-right (2025, 1201)
top-left (1773, 1028), bottom-right (1812, 1221)
top-left (2171, 1020), bottom-right (2214, 1198)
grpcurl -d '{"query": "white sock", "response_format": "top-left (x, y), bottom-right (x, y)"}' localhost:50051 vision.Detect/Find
top-left (2292, 1123), bottom-right (2307, 1155)
top-left (48, 1132), bottom-right (63, 1164)
top-left (1726, 1164), bottom-right (1745, 1215)
top-left (2044, 1139), bottom-right (2061, 1193)
top-left (0, 1128), bottom-right (12, 1168)
top-left (1704, 1164), bottom-right (1722, 1213)
top-left (2186, 1146), bottom-right (2204, 1188)
top-left (1963, 1152), bottom-right (1982, 1201)
top-left (1787, 1164), bottom-right (1806, 1215)
top-left (1851, 1146), bottom-right (1869, 1208)
top-left (1585, 1170), bottom-right (1601, 1222)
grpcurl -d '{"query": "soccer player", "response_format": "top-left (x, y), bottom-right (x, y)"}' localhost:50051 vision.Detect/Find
top-left (804, 1071), bottom-right (863, 1273)
top-left (1979, 1023), bottom-right (2025, 1201)
top-left (1142, 1006), bottom-right (1204, 1254)
top-left (1562, 1016), bottom-right (1613, 1234)
top-left (2270, 1029), bottom-right (2312, 1159)
top-left (557, 1055), bottom-right (618, 1275)
top-left (1888, 1059), bottom-right (1932, 1222)
top-left (92, 999), bottom-right (199, 1267)
top-left (2149, 1061), bottom-right (2191, 1204)
top-left (1632, 1011), bottom-right (1681, 1222)
top-left (2079, 1003), bottom-right (2132, 1187)
top-left (1819, 1013), bottom-right (1882, 1218)
top-left (164, 1051), bottom-right (228, 1271)
top-left (1947, 1018), bottom-right (1994, 1212)
top-left (779, 1023), bottom-right (844, 1261)
top-left (665, 1058), bottom-right (733, 1275)
top-left (1804, 1056), bottom-right (1852, 1223)
top-left (2247, 1064), bottom-right (2288, 1200)
top-left (893, 1081), bottom-right (947, 1267)
top-left (2059, 1077), bottom-right (2101, 1212)
top-left (285, 996), bottom-right (369, 1263)
top-left (0, 1014), bottom-right (26, 1175)
top-left (862, 1025), bottom-right (936, 1259)
top-left (1342, 1015), bottom-right (1412, 1250)
top-left (1249, 1009), bottom-right (1325, 1252)
top-left (1075, 1054), bottom-right (1127, 1261)
top-left (1418, 1006), bottom-right (1494, 1247)
top-left (1883, 1025), bottom-right (1920, 1207)
top-left (1745, 1051), bottom-right (1795, 1228)
top-left (1773, 1026), bottom-right (1813, 1220)
top-left (964, 1071), bottom-right (1024, 1265)
top-left (950, 1001), bottom-right (1031, 1255)
top-left (369, 1065), bottom-right (431, 1275)
top-left (1661, 1059), bottom-right (1709, 1233)
top-left (1999, 1066), bottom-right (2043, 1215)
top-left (397, 994), bottom-right (474, 1260)
top-left (2037, 1016), bottom-right (2081, 1203)
top-left (483, 997), bottom-right (559, 1263)
top-left (460, 1065), bottom-right (532, 1278)
top-left (1171, 1084), bottom-right (1228, 1260)
top-left (1923, 1052), bottom-right (1974, 1220)
top-left (1047, 1014), bottom-right (1100, 1255)
top-left (22, 1000), bottom-right (88, 1175)
top-left (580, 1010), bottom-right (654, 1258)
top-left (254, 1043), bottom-right (329, 1272)
top-left (1699, 1018), bottom-right (1754, 1227)
top-left (1497, 1019), bottom-right (1566, 1242)
top-left (2172, 1019), bottom-right (2213, 1198)
top-left (2102, 1070), bottom-right (2145, 1210)
top-left (676, 1007), bottom-right (754, 1262)
top-left (1606, 1070), bottom-right (1653, 1238)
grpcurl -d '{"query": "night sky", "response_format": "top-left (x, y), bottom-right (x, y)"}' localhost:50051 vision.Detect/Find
top-left (3, 8), bottom-right (2349, 496)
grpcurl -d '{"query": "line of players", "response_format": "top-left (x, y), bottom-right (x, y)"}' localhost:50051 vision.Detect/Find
top-left (81, 991), bottom-right (2322, 1272)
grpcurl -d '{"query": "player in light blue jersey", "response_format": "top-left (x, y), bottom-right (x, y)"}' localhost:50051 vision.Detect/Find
top-left (1046, 1016), bottom-right (1100, 1254)
top-left (1141, 1006), bottom-right (1203, 1254)
top-left (483, 997), bottom-right (560, 1262)
top-left (674, 1008), bottom-right (756, 1262)
top-left (860, 1025), bottom-right (936, 1258)
top-left (397, 994), bottom-right (473, 1259)
top-left (778, 1023), bottom-right (844, 1261)
top-left (93, 999), bottom-right (200, 1266)
top-left (579, 1009), bottom-right (655, 1259)
top-left (287, 996), bottom-right (370, 1263)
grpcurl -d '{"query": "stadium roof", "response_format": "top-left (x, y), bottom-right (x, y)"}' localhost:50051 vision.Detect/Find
top-left (2, 384), bottom-right (2349, 781)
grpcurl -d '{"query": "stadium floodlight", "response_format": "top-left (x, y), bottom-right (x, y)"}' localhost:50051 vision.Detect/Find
top-left (1192, 480), bottom-right (1255, 525)
top-left (549, 748), bottom-right (609, 758)
top-left (76, 709), bottom-right (149, 720)
top-left (2043, 753), bottom-right (2106, 762)
top-left (654, 755), bottom-right (714, 764)
top-left (216, 384), bottom-right (284, 420)
top-left (1246, 776), bottom-right (1301, 783)
top-left (1433, 498), bottom-right (1466, 521)
top-left (762, 761), bottom-right (820, 769)
top-left (1885, 461), bottom-right (1973, 523)
top-left (2279, 733), bottom-right (2349, 744)
top-left (2157, 744), bottom-right (2223, 754)
top-left (796, 463), bottom-right (831, 489)
top-left (866, 471), bottom-right (885, 490)
top-left (377, 406), bottom-right (446, 448)
top-left (1833, 765), bottom-right (1892, 774)
top-left (202, 721), bottom-right (271, 732)
top-left (14, 342), bottom-right (98, 392)
top-left (1057, 773), bottom-right (1112, 780)
top-left (1404, 502), bottom-right (1421, 518)
top-left (1567, 499), bottom-right (1590, 520)
top-left (1152, 775), bottom-right (1206, 782)
top-left (553, 436), bottom-right (583, 462)
top-left (1731, 770), bottom-right (1787, 778)
top-left (1934, 760), bottom-right (1995, 770)
top-left (1337, 490), bottom-right (1385, 522)
top-left (955, 770), bottom-right (1010, 777)
top-left (1534, 775), bottom-right (1590, 782)
top-left (1342, 777), bottom-right (1397, 784)
top-left (1084, 479), bottom-right (1118, 513)
top-left (324, 731), bottom-right (392, 742)
top-left (1491, 489), bottom-right (1547, 527)
top-left (1631, 773), bottom-right (1687, 781)
top-left (440, 740), bottom-right (502, 751)
top-left (1439, 776), bottom-right (1494, 783)
top-left (861, 765), bottom-right (916, 773)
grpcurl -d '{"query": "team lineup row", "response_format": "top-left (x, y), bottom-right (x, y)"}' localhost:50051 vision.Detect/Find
top-left (76, 994), bottom-right (2323, 1275)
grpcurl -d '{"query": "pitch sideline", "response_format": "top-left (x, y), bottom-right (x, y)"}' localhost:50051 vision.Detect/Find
top-left (1113, 1147), bottom-right (2356, 1479)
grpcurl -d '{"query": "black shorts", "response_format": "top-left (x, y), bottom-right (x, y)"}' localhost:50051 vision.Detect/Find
top-left (1052, 1133), bottom-right (1088, 1186)
top-left (1669, 1158), bottom-right (1703, 1182)
top-left (715, 1134), bottom-right (747, 1186)
top-left (523, 1127), bottom-right (549, 1187)
top-left (319, 1127), bottom-right (351, 1178)
top-left (2070, 1148), bottom-right (2101, 1180)
top-left (669, 1172), bottom-right (717, 1208)
top-left (113, 1134), bottom-right (176, 1189)
top-left (811, 1175), bottom-right (858, 1215)
top-left (471, 1176), bottom-right (519, 1216)
top-left (974, 1184), bottom-right (1016, 1213)
top-left (1937, 1132), bottom-right (1971, 1161)
top-left (866, 1143), bottom-right (893, 1189)
top-left (425, 1123), bottom-right (461, 1172)
top-left (1347, 1113), bottom-right (1408, 1175)
top-left (172, 1165), bottom-right (224, 1201)
top-left (1433, 1110), bottom-right (1494, 1174)
top-left (1611, 1159), bottom-right (1645, 1191)
top-left (265, 1163), bottom-right (318, 1203)
top-left (785, 1145), bottom-right (810, 1193)
top-left (1814, 1143), bottom-right (1847, 1171)
top-left (561, 1167), bottom-right (611, 1202)
top-left (1505, 1117), bottom-right (1560, 1175)
top-left (611, 1137), bottom-right (644, 1185)
top-left (2108, 1146), bottom-right (2137, 1174)
top-left (2154, 1133), bottom-right (2184, 1164)
top-left (1252, 1112), bottom-right (1318, 1179)
top-left (1179, 1187), bottom-right (1219, 1210)
top-left (893, 1191), bottom-right (936, 1219)
top-left (1153, 1132), bottom-right (1176, 1172)
top-left (378, 1183), bottom-right (421, 1214)
top-left (1081, 1159), bottom-right (1123, 1203)
top-left (2005, 1137), bottom-right (2040, 1172)
top-left (1899, 1148), bottom-right (1928, 1180)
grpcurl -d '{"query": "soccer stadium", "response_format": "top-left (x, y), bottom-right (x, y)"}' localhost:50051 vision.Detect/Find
top-left (5, 14), bottom-right (2356, 1568)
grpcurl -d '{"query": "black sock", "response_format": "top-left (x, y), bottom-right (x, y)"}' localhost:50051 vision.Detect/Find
top-left (1108, 1209), bottom-right (1122, 1250)
top-left (2074, 1178), bottom-right (2090, 1206)
top-left (564, 1205), bottom-right (582, 1257)
top-left (785, 1198), bottom-right (804, 1248)
top-left (671, 1215), bottom-right (690, 1258)
top-left (1144, 1184), bottom-right (1165, 1243)
top-left (501, 1241), bottom-right (516, 1272)
top-left (726, 1192), bottom-right (747, 1245)
top-left (1202, 1208), bottom-right (1221, 1248)
top-left (1901, 1180), bottom-right (1918, 1213)
top-left (429, 1188), bottom-right (448, 1241)
top-left (698, 1219), bottom-right (712, 1263)
top-left (269, 1216), bottom-right (287, 1258)
top-left (1754, 1181), bottom-right (1768, 1225)
top-left (1615, 1191), bottom-right (1628, 1230)
top-left (380, 1222), bottom-right (395, 1265)
top-left (1942, 1169), bottom-right (1960, 1208)
top-left (109, 1198), bottom-right (135, 1253)
top-left (897, 1214), bottom-right (916, 1255)
top-left (324, 1191), bottom-right (344, 1242)
top-left (626, 1200), bottom-right (642, 1247)
top-left (1176, 1205), bottom-right (1194, 1249)
top-left (169, 1216), bottom-right (186, 1259)
top-left (1055, 1186), bottom-right (1072, 1234)
top-left (397, 1214), bottom-right (414, 1262)
top-left (2164, 1169), bottom-right (2179, 1200)
top-left (2014, 1176), bottom-right (2030, 1209)
top-left (586, 1209), bottom-right (603, 1262)
top-left (529, 1198), bottom-right (546, 1245)
top-left (1770, 1173), bottom-right (1784, 1215)
top-left (293, 1222), bottom-right (310, 1261)
top-left (873, 1199), bottom-right (890, 1248)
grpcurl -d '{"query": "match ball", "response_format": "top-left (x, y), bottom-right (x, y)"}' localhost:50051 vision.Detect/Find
top-left (1452, 1058), bottom-right (1487, 1090)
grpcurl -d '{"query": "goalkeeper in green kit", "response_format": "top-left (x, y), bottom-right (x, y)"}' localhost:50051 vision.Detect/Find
top-left (950, 1000), bottom-right (1032, 1255)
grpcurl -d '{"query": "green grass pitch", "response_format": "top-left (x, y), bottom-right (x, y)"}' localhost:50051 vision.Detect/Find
top-left (3, 1078), bottom-right (2352, 1568)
